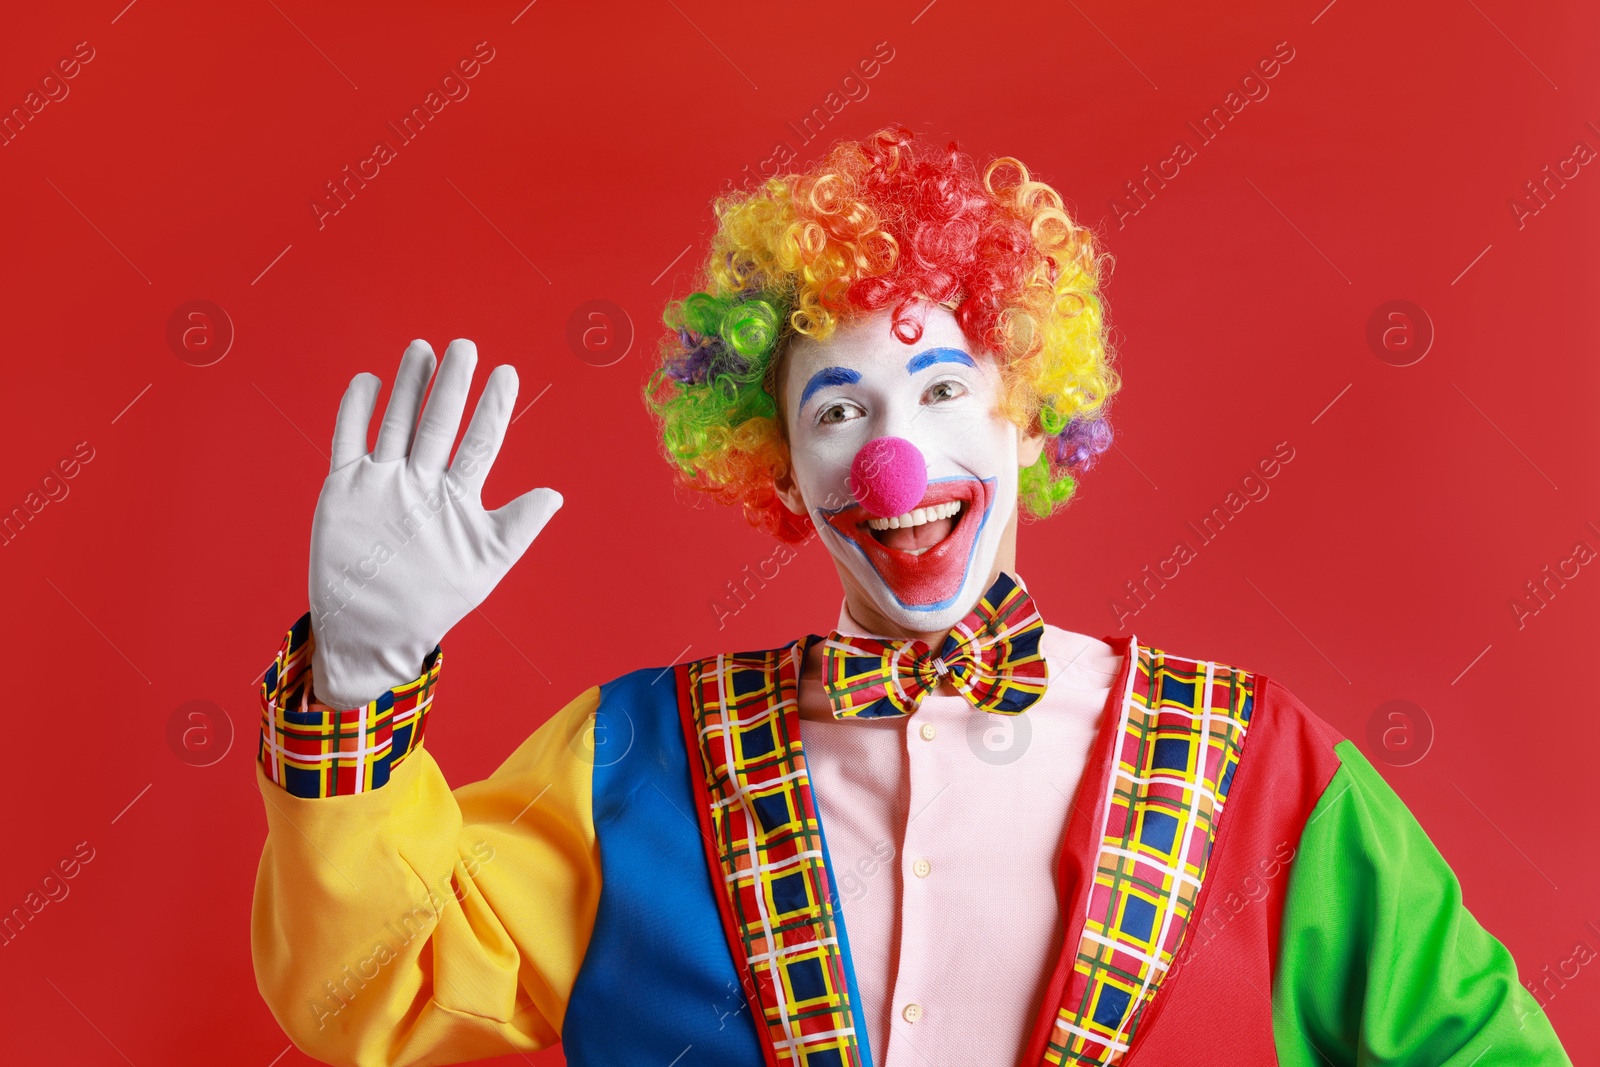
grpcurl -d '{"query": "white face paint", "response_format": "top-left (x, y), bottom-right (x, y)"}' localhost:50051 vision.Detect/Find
top-left (778, 304), bottom-right (1026, 634)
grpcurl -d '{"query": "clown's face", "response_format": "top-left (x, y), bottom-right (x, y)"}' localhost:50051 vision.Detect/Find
top-left (775, 304), bottom-right (1045, 637)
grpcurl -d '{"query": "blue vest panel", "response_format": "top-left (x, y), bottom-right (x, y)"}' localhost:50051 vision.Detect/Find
top-left (562, 667), bottom-right (769, 1065)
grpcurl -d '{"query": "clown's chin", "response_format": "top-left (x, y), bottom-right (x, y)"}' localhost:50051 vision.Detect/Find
top-left (824, 476), bottom-right (994, 612)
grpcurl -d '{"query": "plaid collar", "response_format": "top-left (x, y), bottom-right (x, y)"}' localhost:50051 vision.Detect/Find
top-left (818, 571), bottom-right (1050, 719)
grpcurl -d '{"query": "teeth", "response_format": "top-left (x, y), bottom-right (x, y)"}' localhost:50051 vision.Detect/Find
top-left (867, 500), bottom-right (962, 531)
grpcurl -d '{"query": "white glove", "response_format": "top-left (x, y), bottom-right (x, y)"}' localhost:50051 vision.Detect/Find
top-left (307, 338), bottom-right (562, 709)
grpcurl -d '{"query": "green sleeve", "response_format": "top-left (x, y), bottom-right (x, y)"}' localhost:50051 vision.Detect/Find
top-left (1271, 739), bottom-right (1571, 1066)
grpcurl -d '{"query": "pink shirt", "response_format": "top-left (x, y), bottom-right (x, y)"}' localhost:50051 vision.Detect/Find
top-left (796, 586), bottom-right (1124, 1066)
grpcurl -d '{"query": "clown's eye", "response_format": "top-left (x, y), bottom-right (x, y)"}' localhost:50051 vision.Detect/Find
top-left (817, 400), bottom-right (864, 425)
top-left (923, 379), bottom-right (967, 403)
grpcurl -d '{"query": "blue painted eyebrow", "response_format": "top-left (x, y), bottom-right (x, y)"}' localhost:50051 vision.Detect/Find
top-left (799, 366), bottom-right (861, 408)
top-left (906, 347), bottom-right (975, 375)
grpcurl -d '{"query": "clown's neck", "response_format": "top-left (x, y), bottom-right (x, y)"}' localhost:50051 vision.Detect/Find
top-left (838, 594), bottom-right (953, 648)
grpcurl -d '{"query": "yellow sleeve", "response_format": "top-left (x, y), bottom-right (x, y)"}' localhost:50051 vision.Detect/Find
top-left (250, 686), bottom-right (601, 1067)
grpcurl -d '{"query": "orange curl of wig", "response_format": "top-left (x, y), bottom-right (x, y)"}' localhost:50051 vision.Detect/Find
top-left (645, 125), bottom-right (1121, 543)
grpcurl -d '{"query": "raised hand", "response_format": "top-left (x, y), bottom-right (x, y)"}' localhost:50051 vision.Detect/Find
top-left (307, 338), bottom-right (562, 709)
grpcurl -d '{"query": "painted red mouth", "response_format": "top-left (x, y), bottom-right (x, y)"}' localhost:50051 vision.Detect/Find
top-left (820, 477), bottom-right (995, 610)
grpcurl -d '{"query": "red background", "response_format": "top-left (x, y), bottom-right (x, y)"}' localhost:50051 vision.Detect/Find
top-left (2, 0), bottom-right (1596, 1063)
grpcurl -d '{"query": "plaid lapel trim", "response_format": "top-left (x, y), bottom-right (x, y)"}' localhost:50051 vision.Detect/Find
top-left (676, 646), bottom-right (867, 1067)
top-left (823, 572), bottom-right (1050, 719)
top-left (1040, 642), bottom-right (1255, 1066)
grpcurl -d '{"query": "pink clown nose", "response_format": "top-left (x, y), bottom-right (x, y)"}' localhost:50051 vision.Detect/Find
top-left (850, 436), bottom-right (928, 518)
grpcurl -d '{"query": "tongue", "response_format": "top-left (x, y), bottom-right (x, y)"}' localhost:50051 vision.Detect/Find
top-left (879, 517), bottom-right (955, 553)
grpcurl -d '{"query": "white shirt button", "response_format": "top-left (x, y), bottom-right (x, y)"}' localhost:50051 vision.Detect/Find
top-left (912, 858), bottom-right (932, 878)
top-left (918, 722), bottom-right (937, 741)
top-left (902, 1002), bottom-right (923, 1023)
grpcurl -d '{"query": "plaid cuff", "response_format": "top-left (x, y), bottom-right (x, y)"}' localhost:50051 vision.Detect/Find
top-left (257, 613), bottom-right (442, 798)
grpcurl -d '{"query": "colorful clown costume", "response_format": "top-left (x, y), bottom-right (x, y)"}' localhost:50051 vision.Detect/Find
top-left (251, 585), bottom-right (1570, 1066)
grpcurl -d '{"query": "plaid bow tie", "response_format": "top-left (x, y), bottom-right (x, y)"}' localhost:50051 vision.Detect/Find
top-left (821, 573), bottom-right (1050, 719)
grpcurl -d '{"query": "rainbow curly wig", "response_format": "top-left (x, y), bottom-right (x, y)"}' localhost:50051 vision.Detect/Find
top-left (645, 125), bottom-right (1120, 544)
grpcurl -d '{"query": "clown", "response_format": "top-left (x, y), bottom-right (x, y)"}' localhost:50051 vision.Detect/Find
top-left (251, 127), bottom-right (1571, 1066)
